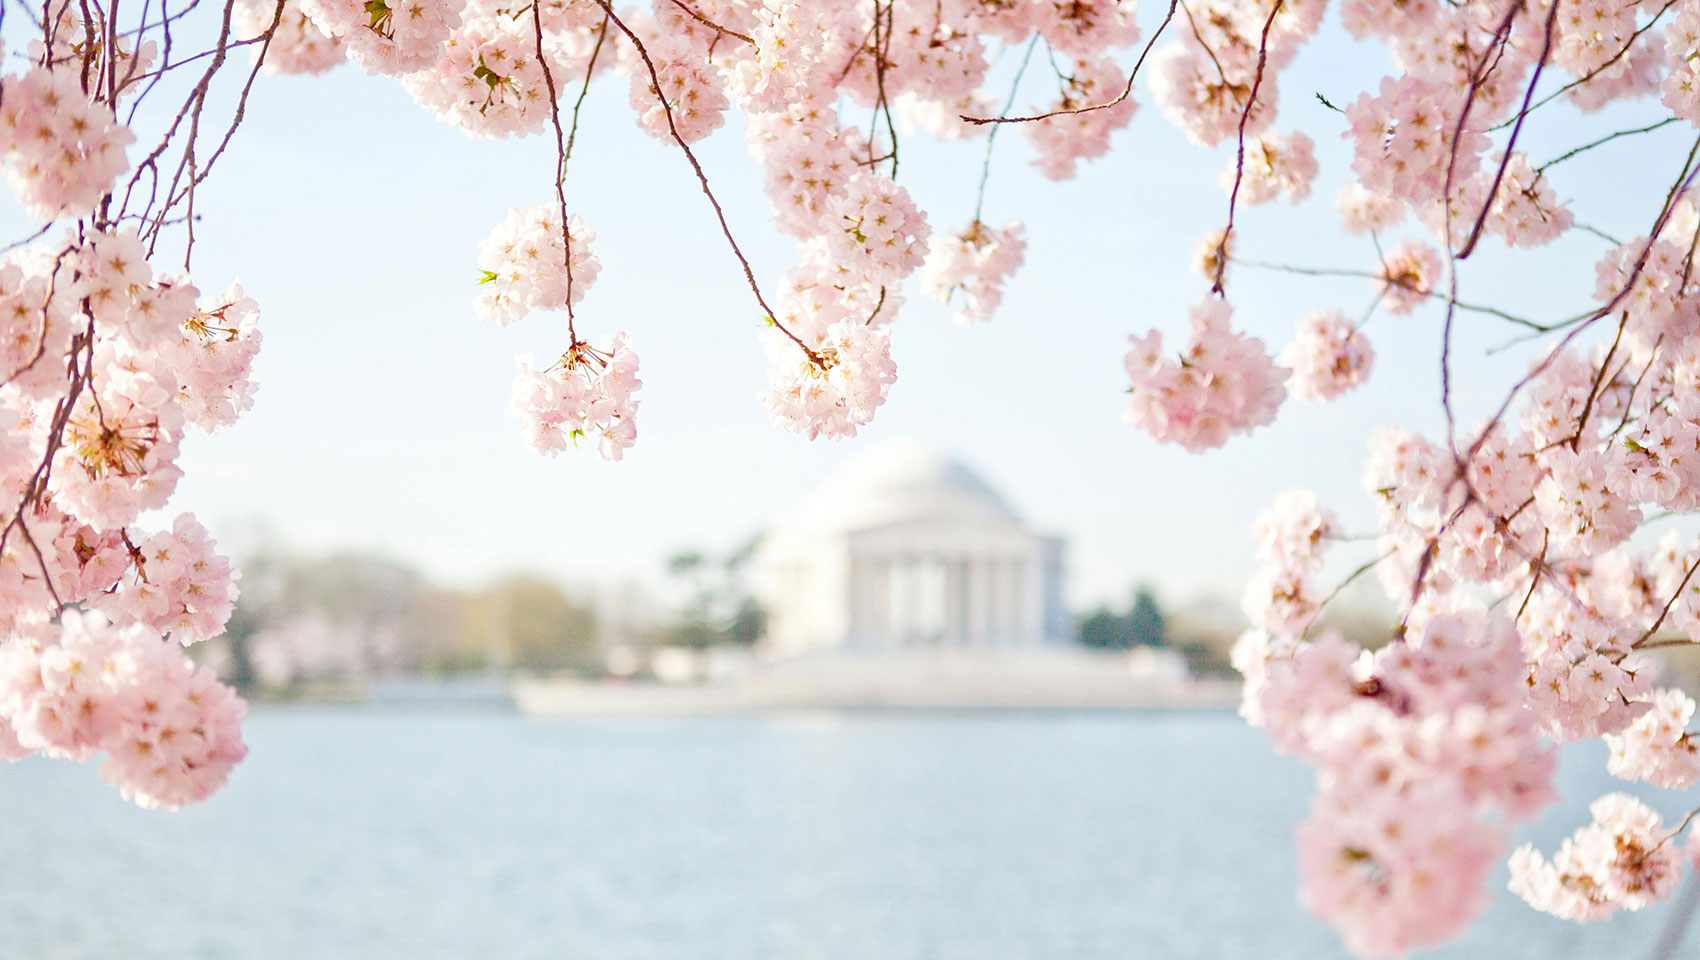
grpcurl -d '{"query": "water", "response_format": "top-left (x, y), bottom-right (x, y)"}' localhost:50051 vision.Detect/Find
top-left (0, 708), bottom-right (1689, 959)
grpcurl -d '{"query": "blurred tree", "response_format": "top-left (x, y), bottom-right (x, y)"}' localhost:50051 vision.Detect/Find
top-left (461, 575), bottom-right (599, 674)
top-left (726, 596), bottom-right (766, 646)
top-left (1128, 587), bottom-right (1168, 648)
top-left (667, 551), bottom-right (706, 577)
top-left (662, 537), bottom-right (767, 648)
top-left (215, 551), bottom-right (602, 687)
top-left (1078, 585), bottom-right (1169, 650)
top-left (1078, 607), bottom-right (1129, 650)
top-left (217, 594), bottom-right (261, 692)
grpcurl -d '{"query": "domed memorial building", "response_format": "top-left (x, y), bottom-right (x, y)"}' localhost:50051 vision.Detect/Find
top-left (756, 443), bottom-right (1071, 655)
top-left (512, 442), bottom-right (1210, 714)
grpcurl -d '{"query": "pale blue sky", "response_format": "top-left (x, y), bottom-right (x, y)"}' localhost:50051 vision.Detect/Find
top-left (22, 11), bottom-right (1682, 609)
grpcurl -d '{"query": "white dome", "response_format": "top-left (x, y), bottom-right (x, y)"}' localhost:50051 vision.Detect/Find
top-left (782, 442), bottom-right (1022, 535)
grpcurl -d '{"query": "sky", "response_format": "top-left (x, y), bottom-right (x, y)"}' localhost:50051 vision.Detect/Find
top-left (15, 8), bottom-right (1689, 612)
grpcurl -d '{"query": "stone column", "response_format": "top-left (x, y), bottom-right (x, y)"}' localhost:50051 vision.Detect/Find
top-left (1021, 547), bottom-right (1044, 645)
top-left (849, 554), bottom-right (869, 647)
top-left (968, 555), bottom-right (990, 647)
top-left (890, 555), bottom-right (912, 648)
top-left (1009, 558), bottom-right (1027, 646)
top-left (997, 557), bottom-right (1020, 646)
top-left (943, 556), bottom-right (964, 646)
top-left (905, 555), bottom-right (925, 647)
top-left (868, 555), bottom-right (890, 647)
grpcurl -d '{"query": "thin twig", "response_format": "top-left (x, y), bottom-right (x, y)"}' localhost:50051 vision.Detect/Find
top-left (594, 0), bottom-right (820, 363)
top-left (959, 0), bottom-right (1178, 126)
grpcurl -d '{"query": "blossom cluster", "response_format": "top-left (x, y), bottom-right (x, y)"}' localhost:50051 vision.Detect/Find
top-left (510, 335), bottom-right (641, 460)
top-left (1279, 310), bottom-right (1373, 403)
top-left (921, 220), bottom-right (1027, 326)
top-left (475, 203), bottom-right (602, 326)
top-left (0, 43), bottom-right (257, 809)
top-left (0, 612), bottom-right (247, 809)
top-left (1240, 489), bottom-right (1336, 636)
top-left (103, 514), bottom-right (241, 646)
top-left (1092, 5), bottom-right (1700, 948)
top-left (0, 66), bottom-right (135, 220)
top-left (1123, 298), bottom-right (1287, 453)
top-left (1224, 319), bottom-right (1700, 947)
top-left (761, 319), bottom-right (897, 441)
top-left (1510, 794), bottom-right (1686, 922)
top-left (1239, 611), bottom-right (1555, 956)
top-left (387, 1), bottom-right (1164, 451)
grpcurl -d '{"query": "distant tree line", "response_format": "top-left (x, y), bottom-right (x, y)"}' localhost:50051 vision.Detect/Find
top-left (661, 538), bottom-right (766, 649)
top-left (207, 544), bottom-right (769, 693)
top-left (1077, 586), bottom-right (1169, 650)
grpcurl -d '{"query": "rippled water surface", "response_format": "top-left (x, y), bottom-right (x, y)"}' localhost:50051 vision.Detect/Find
top-left (0, 708), bottom-right (1690, 959)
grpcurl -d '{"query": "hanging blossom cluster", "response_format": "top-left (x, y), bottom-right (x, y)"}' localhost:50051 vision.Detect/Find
top-left (474, 203), bottom-right (602, 327)
top-left (248, 0), bottom-right (1182, 453)
top-left (510, 335), bottom-right (641, 460)
top-left (1509, 794), bottom-right (1691, 923)
top-left (472, 202), bottom-right (638, 456)
top-left (1279, 310), bottom-right (1373, 403)
top-left (1123, 297), bottom-right (1287, 453)
top-left (0, 612), bottom-right (247, 809)
top-left (920, 220), bottom-right (1027, 326)
top-left (1245, 609), bottom-right (1554, 957)
top-left (1060, 0), bottom-right (1700, 955)
top-left (1225, 322), bottom-right (1700, 952)
top-left (0, 66), bottom-right (137, 219)
top-left (0, 0), bottom-right (272, 809)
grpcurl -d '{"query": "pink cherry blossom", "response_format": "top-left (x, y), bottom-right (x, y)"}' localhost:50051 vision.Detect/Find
top-left (509, 334), bottom-right (641, 461)
top-left (1123, 297), bottom-right (1288, 452)
top-left (921, 220), bottom-right (1026, 326)
top-left (1280, 310), bottom-right (1374, 402)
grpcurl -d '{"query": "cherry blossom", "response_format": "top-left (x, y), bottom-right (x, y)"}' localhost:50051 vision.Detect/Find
top-left (0, 612), bottom-right (246, 809)
top-left (509, 334), bottom-right (641, 461)
top-left (1511, 794), bottom-right (1686, 922)
top-left (236, 0), bottom-right (347, 75)
top-left (475, 204), bottom-right (600, 326)
top-left (1607, 689), bottom-right (1700, 790)
top-left (1280, 310), bottom-right (1374, 402)
top-left (0, 66), bottom-right (134, 220)
top-left (1123, 297), bottom-right (1287, 452)
top-left (761, 318), bottom-right (896, 440)
top-left (1025, 56), bottom-right (1139, 180)
top-left (1219, 131), bottom-right (1317, 205)
top-left (297, 0), bottom-right (465, 75)
top-left (921, 220), bottom-right (1026, 326)
top-left (1373, 241), bottom-right (1440, 315)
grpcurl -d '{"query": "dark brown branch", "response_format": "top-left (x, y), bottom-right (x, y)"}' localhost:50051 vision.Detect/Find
top-left (1457, 0), bottom-right (1560, 260)
top-left (665, 0), bottom-right (752, 44)
top-left (532, 0), bottom-right (579, 338)
top-left (1638, 551), bottom-right (1700, 648)
top-left (959, 0), bottom-right (1177, 126)
top-left (1210, 0), bottom-right (1282, 296)
top-left (593, 0), bottom-right (820, 364)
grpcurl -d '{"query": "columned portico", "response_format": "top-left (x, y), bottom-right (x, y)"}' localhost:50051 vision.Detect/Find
top-left (757, 443), bottom-right (1069, 656)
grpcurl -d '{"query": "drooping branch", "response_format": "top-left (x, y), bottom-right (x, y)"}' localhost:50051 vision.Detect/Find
top-left (593, 0), bottom-right (821, 364)
top-left (1210, 0), bottom-right (1283, 297)
top-left (959, 0), bottom-right (1177, 127)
